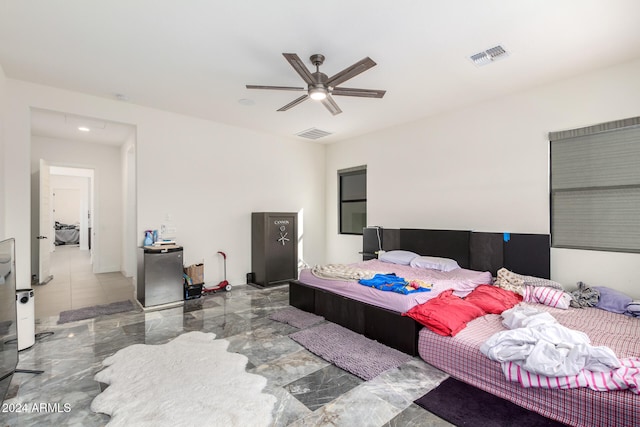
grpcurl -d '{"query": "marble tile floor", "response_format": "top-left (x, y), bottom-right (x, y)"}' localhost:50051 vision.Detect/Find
top-left (1, 284), bottom-right (454, 426)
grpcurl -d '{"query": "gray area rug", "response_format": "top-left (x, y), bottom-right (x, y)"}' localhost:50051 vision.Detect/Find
top-left (58, 300), bottom-right (136, 324)
top-left (289, 322), bottom-right (413, 381)
top-left (415, 377), bottom-right (568, 427)
top-left (269, 306), bottom-right (324, 329)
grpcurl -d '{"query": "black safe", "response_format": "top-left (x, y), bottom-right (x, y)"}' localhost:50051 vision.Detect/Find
top-left (251, 212), bottom-right (298, 287)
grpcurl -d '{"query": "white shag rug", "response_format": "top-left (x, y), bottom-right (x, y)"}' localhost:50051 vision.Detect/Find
top-left (91, 331), bottom-right (276, 427)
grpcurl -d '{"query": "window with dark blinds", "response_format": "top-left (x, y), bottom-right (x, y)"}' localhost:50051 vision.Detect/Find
top-left (549, 117), bottom-right (640, 253)
top-left (338, 166), bottom-right (366, 235)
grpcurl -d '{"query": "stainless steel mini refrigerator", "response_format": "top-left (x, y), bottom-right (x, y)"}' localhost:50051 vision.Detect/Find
top-left (137, 246), bottom-right (184, 307)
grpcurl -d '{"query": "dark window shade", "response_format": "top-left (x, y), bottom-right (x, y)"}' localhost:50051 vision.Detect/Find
top-left (341, 201), bottom-right (367, 235)
top-left (550, 117), bottom-right (640, 253)
top-left (339, 167), bottom-right (366, 235)
top-left (552, 188), bottom-right (640, 252)
top-left (341, 173), bottom-right (366, 200)
top-left (551, 127), bottom-right (640, 189)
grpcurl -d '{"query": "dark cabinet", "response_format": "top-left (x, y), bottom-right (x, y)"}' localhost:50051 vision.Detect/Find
top-left (251, 212), bottom-right (298, 287)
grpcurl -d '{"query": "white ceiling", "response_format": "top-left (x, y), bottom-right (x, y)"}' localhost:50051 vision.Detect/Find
top-left (31, 108), bottom-right (135, 146)
top-left (2, 1), bottom-right (640, 144)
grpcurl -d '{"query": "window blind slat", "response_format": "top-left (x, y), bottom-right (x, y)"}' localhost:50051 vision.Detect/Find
top-left (552, 188), bottom-right (640, 252)
top-left (551, 127), bottom-right (640, 190)
top-left (550, 117), bottom-right (640, 253)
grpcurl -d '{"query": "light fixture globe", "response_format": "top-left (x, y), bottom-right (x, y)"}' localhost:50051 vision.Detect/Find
top-left (309, 85), bottom-right (327, 101)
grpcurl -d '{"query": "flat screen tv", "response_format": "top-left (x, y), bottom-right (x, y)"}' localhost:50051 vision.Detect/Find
top-left (0, 238), bottom-right (18, 401)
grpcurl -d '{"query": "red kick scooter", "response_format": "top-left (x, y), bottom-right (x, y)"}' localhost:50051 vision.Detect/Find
top-left (202, 251), bottom-right (232, 294)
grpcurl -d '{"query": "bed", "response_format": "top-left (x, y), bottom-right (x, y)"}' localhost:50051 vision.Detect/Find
top-left (54, 222), bottom-right (80, 245)
top-left (290, 228), bottom-right (550, 355)
top-left (293, 257), bottom-right (492, 355)
top-left (290, 227), bottom-right (639, 426)
top-left (418, 303), bottom-right (640, 427)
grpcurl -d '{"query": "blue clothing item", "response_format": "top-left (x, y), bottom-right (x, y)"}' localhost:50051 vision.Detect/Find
top-left (359, 273), bottom-right (431, 295)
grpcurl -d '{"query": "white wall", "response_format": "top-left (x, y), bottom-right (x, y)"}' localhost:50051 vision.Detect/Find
top-left (134, 109), bottom-right (325, 285)
top-left (326, 58), bottom-right (640, 299)
top-left (32, 136), bottom-right (122, 272)
top-left (52, 188), bottom-right (81, 225)
top-left (4, 80), bottom-right (326, 288)
top-left (121, 133), bottom-right (137, 278)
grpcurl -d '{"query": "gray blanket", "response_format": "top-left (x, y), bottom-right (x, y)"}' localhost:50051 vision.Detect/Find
top-left (569, 281), bottom-right (600, 308)
top-left (55, 228), bottom-right (80, 245)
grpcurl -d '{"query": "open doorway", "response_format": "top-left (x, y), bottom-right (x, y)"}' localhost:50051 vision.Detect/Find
top-left (29, 108), bottom-right (137, 318)
top-left (30, 163), bottom-right (94, 285)
top-left (50, 167), bottom-right (94, 251)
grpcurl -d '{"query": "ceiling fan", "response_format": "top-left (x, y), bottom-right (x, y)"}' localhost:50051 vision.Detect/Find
top-left (246, 53), bottom-right (386, 115)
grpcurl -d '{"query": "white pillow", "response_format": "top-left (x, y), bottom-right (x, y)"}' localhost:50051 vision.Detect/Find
top-left (377, 250), bottom-right (419, 265)
top-left (409, 256), bottom-right (460, 272)
top-left (523, 286), bottom-right (571, 309)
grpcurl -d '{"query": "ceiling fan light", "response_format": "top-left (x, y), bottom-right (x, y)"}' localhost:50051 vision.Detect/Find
top-left (309, 87), bottom-right (327, 101)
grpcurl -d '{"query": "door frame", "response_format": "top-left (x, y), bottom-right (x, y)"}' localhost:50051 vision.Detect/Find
top-left (32, 163), bottom-right (97, 281)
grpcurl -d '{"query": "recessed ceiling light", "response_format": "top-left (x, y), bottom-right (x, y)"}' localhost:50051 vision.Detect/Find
top-left (238, 98), bottom-right (255, 106)
top-left (78, 126), bottom-right (90, 132)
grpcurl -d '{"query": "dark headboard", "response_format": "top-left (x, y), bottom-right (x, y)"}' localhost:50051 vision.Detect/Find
top-left (363, 227), bottom-right (550, 279)
top-left (503, 233), bottom-right (550, 279)
top-left (400, 229), bottom-right (471, 269)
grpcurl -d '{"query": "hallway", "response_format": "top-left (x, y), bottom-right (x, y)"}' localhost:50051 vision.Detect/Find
top-left (32, 245), bottom-right (135, 320)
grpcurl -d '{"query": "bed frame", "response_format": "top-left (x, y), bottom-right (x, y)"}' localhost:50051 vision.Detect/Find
top-left (289, 228), bottom-right (550, 355)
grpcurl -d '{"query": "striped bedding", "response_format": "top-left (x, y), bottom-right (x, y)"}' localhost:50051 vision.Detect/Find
top-left (499, 358), bottom-right (639, 393)
top-left (418, 303), bottom-right (640, 427)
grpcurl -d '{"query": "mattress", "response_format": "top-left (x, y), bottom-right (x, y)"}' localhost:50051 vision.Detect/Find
top-left (418, 303), bottom-right (640, 427)
top-left (55, 228), bottom-right (79, 245)
top-left (297, 259), bottom-right (492, 313)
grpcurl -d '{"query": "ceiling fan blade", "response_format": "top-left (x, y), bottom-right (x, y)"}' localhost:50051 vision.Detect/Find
top-left (277, 94), bottom-right (309, 111)
top-left (246, 84), bottom-right (305, 91)
top-left (331, 87), bottom-right (386, 98)
top-left (321, 94), bottom-right (342, 115)
top-left (326, 57), bottom-right (376, 88)
top-left (283, 53), bottom-right (315, 85)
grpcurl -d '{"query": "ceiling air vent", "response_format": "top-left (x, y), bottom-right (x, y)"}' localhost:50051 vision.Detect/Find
top-left (469, 45), bottom-right (509, 67)
top-left (296, 128), bottom-right (332, 140)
